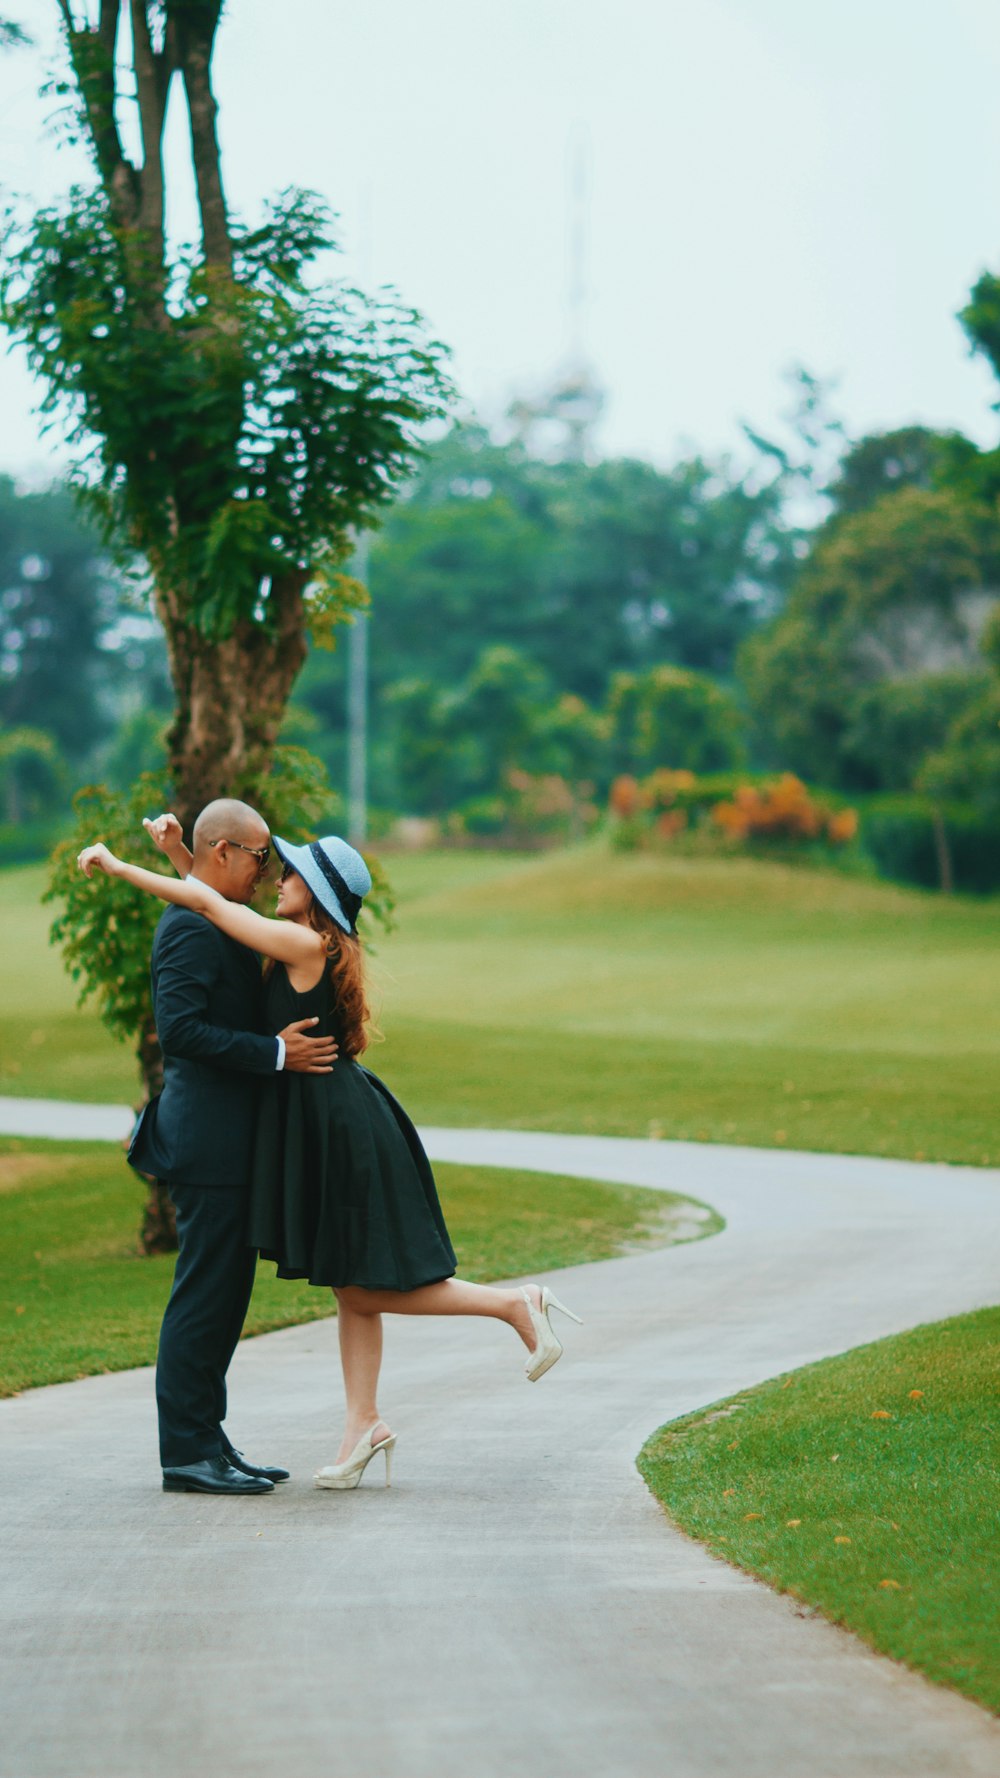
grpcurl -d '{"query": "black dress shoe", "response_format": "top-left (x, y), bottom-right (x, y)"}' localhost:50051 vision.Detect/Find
top-left (162, 1456), bottom-right (274, 1495)
top-left (226, 1448), bottom-right (290, 1484)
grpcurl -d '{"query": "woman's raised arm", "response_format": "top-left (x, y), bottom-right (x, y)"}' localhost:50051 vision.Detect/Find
top-left (77, 844), bottom-right (326, 970)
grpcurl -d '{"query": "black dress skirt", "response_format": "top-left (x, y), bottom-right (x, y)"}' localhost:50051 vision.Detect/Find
top-left (248, 965), bottom-right (457, 1291)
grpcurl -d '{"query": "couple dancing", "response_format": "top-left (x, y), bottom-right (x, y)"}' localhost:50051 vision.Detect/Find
top-left (77, 799), bottom-right (581, 1496)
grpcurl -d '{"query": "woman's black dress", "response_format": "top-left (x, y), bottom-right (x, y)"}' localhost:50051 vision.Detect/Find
top-left (248, 965), bottom-right (457, 1291)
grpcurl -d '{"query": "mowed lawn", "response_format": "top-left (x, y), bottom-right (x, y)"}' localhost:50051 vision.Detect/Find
top-left (638, 1309), bottom-right (1000, 1717)
top-left (1, 845), bottom-right (998, 1163)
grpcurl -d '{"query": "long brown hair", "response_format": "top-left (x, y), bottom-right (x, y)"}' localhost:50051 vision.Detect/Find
top-left (305, 898), bottom-right (372, 1059)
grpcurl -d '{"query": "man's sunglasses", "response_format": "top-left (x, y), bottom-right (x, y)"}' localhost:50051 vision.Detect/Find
top-left (208, 839), bottom-right (271, 867)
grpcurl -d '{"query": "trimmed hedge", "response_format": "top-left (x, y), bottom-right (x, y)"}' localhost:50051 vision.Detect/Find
top-left (861, 796), bottom-right (1000, 894)
top-left (0, 818), bottom-right (63, 869)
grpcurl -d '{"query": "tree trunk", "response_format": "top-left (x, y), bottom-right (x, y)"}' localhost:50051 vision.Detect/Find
top-left (157, 576), bottom-right (309, 826)
top-left (179, 17), bottom-right (233, 275)
top-left (931, 805), bottom-right (954, 895)
top-left (134, 1010), bottom-right (176, 1254)
top-left (139, 1176), bottom-right (176, 1255)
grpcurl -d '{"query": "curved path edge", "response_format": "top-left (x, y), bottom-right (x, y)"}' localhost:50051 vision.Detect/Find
top-left (1, 1100), bottom-right (998, 1777)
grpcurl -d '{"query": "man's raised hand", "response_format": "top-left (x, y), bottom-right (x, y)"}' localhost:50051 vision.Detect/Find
top-left (279, 1017), bottom-right (338, 1074)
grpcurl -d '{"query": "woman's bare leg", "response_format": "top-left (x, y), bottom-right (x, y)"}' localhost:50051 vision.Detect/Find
top-left (333, 1291), bottom-right (390, 1463)
top-left (336, 1277), bottom-right (540, 1348)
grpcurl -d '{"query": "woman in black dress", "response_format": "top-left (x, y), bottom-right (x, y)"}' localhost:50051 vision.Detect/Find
top-left (78, 824), bottom-right (581, 1489)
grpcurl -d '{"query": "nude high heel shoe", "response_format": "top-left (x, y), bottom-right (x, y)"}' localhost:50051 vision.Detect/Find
top-left (521, 1284), bottom-right (583, 1382)
top-left (314, 1424), bottom-right (397, 1490)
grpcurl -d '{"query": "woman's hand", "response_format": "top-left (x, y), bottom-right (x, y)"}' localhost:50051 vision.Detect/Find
top-left (77, 842), bottom-right (121, 879)
top-left (143, 813), bottom-right (184, 853)
top-left (142, 812), bottom-right (193, 879)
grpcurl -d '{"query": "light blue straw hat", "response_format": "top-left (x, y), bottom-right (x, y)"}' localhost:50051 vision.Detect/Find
top-left (272, 834), bottom-right (372, 935)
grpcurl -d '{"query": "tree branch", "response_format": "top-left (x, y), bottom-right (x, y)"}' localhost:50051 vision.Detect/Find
top-left (129, 0), bottom-right (167, 254)
top-left (98, 0), bottom-right (117, 54)
top-left (173, 4), bottom-right (232, 274)
top-left (58, 1), bottom-right (132, 209)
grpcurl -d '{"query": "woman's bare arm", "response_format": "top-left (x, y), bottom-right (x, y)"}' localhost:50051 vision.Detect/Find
top-left (143, 813), bottom-right (194, 877)
top-left (77, 843), bottom-right (326, 970)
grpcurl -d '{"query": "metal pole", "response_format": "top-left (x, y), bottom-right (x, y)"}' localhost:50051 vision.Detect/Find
top-left (347, 192), bottom-right (374, 850)
top-left (346, 533), bottom-right (369, 847)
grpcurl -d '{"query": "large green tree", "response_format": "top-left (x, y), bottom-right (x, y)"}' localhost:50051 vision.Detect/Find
top-left (1, 2), bottom-right (450, 830)
top-left (740, 483), bottom-right (998, 788)
top-left (828, 426), bottom-right (958, 518)
top-left (919, 608), bottom-right (1000, 821)
top-left (0, 5), bottom-right (447, 1252)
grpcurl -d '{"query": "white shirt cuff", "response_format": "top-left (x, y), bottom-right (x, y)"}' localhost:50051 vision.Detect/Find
top-left (275, 1036), bottom-right (286, 1071)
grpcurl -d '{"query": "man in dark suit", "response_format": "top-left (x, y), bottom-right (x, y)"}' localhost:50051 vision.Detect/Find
top-left (130, 798), bottom-right (336, 1495)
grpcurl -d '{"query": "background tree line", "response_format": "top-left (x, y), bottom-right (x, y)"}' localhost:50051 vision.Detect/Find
top-left (5, 384), bottom-right (1000, 852)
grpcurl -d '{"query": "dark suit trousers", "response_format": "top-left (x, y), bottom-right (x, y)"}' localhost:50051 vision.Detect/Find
top-left (155, 1182), bottom-right (257, 1467)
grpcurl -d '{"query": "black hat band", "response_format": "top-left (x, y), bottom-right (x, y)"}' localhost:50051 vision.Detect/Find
top-left (309, 842), bottom-right (363, 931)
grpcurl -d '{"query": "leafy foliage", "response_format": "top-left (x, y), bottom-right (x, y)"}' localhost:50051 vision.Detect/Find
top-left (827, 426), bottom-right (957, 518)
top-left (1, 187), bottom-right (452, 641)
top-left (297, 420), bottom-right (798, 808)
top-left (0, 726), bottom-right (66, 822)
top-left (606, 664), bottom-right (747, 777)
top-left (46, 774), bottom-right (176, 1047)
top-left (841, 672), bottom-right (990, 794)
top-left (366, 428), bottom-right (795, 697)
top-left (740, 487), bottom-right (999, 787)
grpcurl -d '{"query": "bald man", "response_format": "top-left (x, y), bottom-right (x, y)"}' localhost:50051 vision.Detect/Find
top-left (130, 799), bottom-right (337, 1495)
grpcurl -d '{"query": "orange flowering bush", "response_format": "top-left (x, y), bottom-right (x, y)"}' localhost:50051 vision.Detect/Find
top-left (608, 768), bottom-right (857, 853)
top-left (609, 774), bottom-right (642, 818)
top-left (711, 774), bottom-right (856, 846)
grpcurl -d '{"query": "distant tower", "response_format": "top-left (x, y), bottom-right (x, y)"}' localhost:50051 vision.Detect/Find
top-left (507, 123), bottom-right (605, 463)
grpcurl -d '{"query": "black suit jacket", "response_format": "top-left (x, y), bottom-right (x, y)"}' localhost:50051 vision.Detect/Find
top-left (128, 904), bottom-right (278, 1187)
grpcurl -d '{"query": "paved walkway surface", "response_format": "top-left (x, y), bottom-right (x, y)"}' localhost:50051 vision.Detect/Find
top-left (1, 1101), bottom-right (998, 1777)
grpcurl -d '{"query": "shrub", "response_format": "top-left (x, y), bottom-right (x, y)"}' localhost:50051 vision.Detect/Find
top-left (607, 665), bottom-right (747, 776)
top-left (450, 770), bottom-right (599, 849)
top-left (712, 774), bottom-right (856, 846)
top-left (861, 795), bottom-right (1000, 894)
top-left (0, 816), bottom-right (64, 867)
top-left (608, 769), bottom-right (857, 855)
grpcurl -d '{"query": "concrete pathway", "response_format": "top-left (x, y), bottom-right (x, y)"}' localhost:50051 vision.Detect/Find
top-left (1, 1102), bottom-right (998, 1777)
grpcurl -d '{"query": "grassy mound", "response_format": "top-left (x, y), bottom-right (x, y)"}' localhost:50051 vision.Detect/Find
top-left (638, 1308), bottom-right (1000, 1716)
top-left (3, 843), bottom-right (999, 1162)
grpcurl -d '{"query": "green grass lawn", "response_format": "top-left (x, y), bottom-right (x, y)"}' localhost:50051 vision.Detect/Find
top-left (638, 1308), bottom-right (1000, 1716)
top-left (0, 1135), bottom-right (711, 1397)
top-left (4, 844), bottom-right (997, 1165)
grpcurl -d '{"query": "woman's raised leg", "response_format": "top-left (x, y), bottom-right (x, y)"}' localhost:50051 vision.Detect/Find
top-left (336, 1277), bottom-right (542, 1349)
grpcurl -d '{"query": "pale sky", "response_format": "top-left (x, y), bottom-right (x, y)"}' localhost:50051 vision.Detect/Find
top-left (2, 0), bottom-right (1000, 478)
